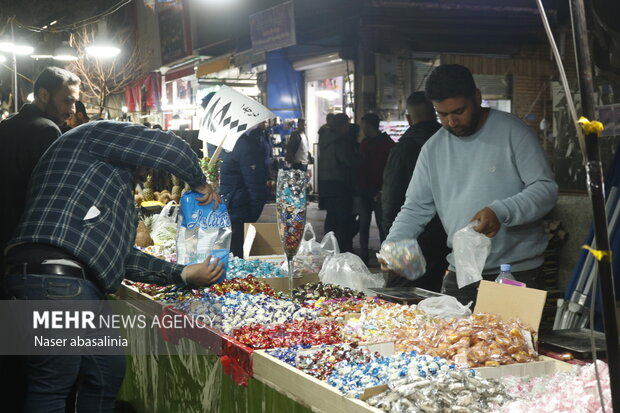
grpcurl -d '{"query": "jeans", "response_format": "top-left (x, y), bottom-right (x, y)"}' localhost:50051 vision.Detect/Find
top-left (441, 266), bottom-right (544, 307)
top-left (2, 274), bottom-right (126, 413)
top-left (358, 193), bottom-right (385, 262)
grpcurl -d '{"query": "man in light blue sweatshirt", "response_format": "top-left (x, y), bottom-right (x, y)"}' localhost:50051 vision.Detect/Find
top-left (384, 64), bottom-right (558, 305)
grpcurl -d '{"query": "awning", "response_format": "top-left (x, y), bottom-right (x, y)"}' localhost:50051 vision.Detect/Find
top-left (196, 57), bottom-right (232, 78)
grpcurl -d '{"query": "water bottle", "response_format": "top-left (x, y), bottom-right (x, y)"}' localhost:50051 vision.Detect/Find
top-left (495, 264), bottom-right (517, 282)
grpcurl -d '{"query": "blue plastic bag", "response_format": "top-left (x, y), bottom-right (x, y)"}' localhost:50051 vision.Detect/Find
top-left (176, 191), bottom-right (232, 283)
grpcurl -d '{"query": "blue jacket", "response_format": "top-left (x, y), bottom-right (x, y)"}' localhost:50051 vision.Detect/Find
top-left (219, 133), bottom-right (267, 223)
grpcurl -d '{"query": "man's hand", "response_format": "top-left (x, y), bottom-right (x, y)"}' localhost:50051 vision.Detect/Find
top-left (471, 207), bottom-right (500, 237)
top-left (181, 256), bottom-right (224, 287)
top-left (195, 183), bottom-right (220, 209)
top-left (378, 257), bottom-right (401, 278)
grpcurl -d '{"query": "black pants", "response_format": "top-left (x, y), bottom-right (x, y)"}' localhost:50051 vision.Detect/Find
top-left (358, 193), bottom-right (385, 262)
top-left (441, 266), bottom-right (544, 307)
top-left (231, 221), bottom-right (245, 258)
top-left (323, 195), bottom-right (353, 253)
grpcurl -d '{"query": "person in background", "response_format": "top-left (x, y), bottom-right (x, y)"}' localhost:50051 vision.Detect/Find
top-left (250, 121), bottom-right (274, 182)
top-left (0, 65), bottom-right (80, 413)
top-left (285, 118), bottom-right (313, 171)
top-left (2, 121), bottom-right (223, 412)
top-left (318, 112), bottom-right (335, 137)
top-left (382, 91), bottom-right (448, 292)
top-left (383, 64), bottom-right (558, 305)
top-left (61, 100), bottom-right (89, 132)
top-left (318, 113), bottom-right (359, 252)
top-left (220, 126), bottom-right (268, 258)
top-left (357, 113), bottom-right (395, 263)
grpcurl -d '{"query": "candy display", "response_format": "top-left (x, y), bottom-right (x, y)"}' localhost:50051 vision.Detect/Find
top-left (208, 276), bottom-right (276, 297)
top-left (314, 297), bottom-right (369, 317)
top-left (291, 282), bottom-right (365, 303)
top-left (396, 313), bottom-right (538, 368)
top-left (227, 257), bottom-right (287, 279)
top-left (377, 239), bottom-right (426, 281)
top-left (267, 343), bottom-right (375, 380)
top-left (232, 320), bottom-right (342, 349)
top-left (327, 352), bottom-right (454, 398)
top-left (180, 292), bottom-right (320, 334)
top-left (136, 239), bottom-right (177, 262)
top-left (275, 169), bottom-right (308, 259)
top-left (493, 361), bottom-right (612, 413)
top-left (367, 368), bottom-right (510, 412)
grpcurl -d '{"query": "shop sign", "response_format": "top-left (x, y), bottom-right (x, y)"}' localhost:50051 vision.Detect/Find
top-left (158, 1), bottom-right (192, 65)
top-left (198, 86), bottom-right (274, 152)
top-left (249, 1), bottom-right (296, 52)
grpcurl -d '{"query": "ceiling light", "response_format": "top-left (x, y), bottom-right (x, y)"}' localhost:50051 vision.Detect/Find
top-left (0, 54), bottom-right (6, 63)
top-left (53, 41), bottom-right (78, 61)
top-left (31, 41), bottom-right (54, 59)
top-left (12, 38), bottom-right (34, 55)
top-left (86, 21), bottom-right (121, 59)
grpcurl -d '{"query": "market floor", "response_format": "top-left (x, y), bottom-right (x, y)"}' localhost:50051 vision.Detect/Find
top-left (257, 201), bottom-right (382, 270)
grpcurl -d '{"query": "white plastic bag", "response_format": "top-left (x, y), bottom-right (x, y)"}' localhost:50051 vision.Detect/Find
top-left (319, 252), bottom-right (384, 295)
top-left (417, 296), bottom-right (472, 319)
top-left (377, 239), bottom-right (426, 280)
top-left (293, 223), bottom-right (339, 273)
top-left (452, 222), bottom-right (491, 288)
top-left (150, 201), bottom-right (178, 244)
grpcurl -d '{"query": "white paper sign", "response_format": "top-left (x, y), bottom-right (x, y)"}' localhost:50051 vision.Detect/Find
top-left (198, 86), bottom-right (274, 153)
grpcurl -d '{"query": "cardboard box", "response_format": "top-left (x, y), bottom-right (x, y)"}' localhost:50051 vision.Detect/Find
top-left (243, 223), bottom-right (286, 263)
top-left (474, 280), bottom-right (548, 332)
top-left (258, 272), bottom-right (320, 293)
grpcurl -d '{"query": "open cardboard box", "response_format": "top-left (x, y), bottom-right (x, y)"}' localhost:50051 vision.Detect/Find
top-left (243, 223), bottom-right (286, 264)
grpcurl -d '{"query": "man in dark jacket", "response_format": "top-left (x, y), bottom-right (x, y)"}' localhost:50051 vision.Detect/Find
top-left (358, 113), bottom-right (396, 263)
top-left (318, 113), bottom-right (359, 252)
top-left (381, 91), bottom-right (449, 291)
top-left (220, 129), bottom-right (268, 257)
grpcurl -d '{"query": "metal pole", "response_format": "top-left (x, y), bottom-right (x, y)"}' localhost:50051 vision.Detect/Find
top-left (11, 19), bottom-right (18, 113)
top-left (570, 0), bottom-right (620, 410)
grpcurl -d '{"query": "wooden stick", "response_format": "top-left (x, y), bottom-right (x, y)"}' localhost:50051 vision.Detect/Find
top-left (208, 133), bottom-right (229, 168)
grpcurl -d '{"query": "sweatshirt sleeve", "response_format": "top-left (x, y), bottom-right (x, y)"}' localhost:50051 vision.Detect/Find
top-left (87, 122), bottom-right (206, 189)
top-left (489, 130), bottom-right (558, 226)
top-left (124, 247), bottom-right (185, 285)
top-left (384, 146), bottom-right (437, 242)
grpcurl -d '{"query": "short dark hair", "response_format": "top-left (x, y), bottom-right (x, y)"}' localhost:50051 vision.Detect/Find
top-left (33, 66), bottom-right (80, 97)
top-left (326, 113), bottom-right (335, 123)
top-left (425, 64), bottom-right (476, 102)
top-left (406, 91), bottom-right (430, 106)
top-left (361, 113), bottom-right (380, 130)
top-left (332, 113), bottom-right (349, 129)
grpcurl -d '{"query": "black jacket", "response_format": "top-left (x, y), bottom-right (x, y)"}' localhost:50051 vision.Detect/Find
top-left (382, 120), bottom-right (449, 291)
top-left (0, 104), bottom-right (61, 267)
top-left (318, 128), bottom-right (359, 197)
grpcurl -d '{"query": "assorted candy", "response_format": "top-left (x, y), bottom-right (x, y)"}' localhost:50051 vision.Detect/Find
top-left (227, 257), bottom-right (287, 279)
top-left (367, 368), bottom-right (510, 412)
top-left (291, 282), bottom-right (365, 303)
top-left (180, 292), bottom-right (319, 334)
top-left (397, 313), bottom-right (538, 368)
top-left (377, 239), bottom-right (426, 281)
top-left (136, 239), bottom-right (177, 262)
top-left (314, 297), bottom-right (369, 317)
top-left (494, 361), bottom-right (612, 413)
top-left (209, 276), bottom-right (275, 297)
top-left (327, 352), bottom-right (453, 398)
top-left (276, 169), bottom-right (307, 259)
top-left (232, 320), bottom-right (342, 349)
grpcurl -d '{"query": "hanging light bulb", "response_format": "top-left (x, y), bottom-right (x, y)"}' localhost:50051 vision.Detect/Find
top-left (86, 21), bottom-right (120, 59)
top-left (12, 38), bottom-right (34, 55)
top-left (0, 36), bottom-right (13, 53)
top-left (53, 41), bottom-right (78, 61)
top-left (0, 54), bottom-right (6, 63)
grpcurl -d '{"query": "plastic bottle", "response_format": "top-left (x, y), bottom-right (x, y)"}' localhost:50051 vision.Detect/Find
top-left (495, 264), bottom-right (517, 282)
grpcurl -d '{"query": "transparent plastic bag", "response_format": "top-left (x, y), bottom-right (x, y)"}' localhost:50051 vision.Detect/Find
top-left (417, 295), bottom-right (472, 319)
top-left (292, 223), bottom-right (339, 273)
top-left (319, 252), bottom-right (384, 295)
top-left (176, 192), bottom-right (232, 283)
top-left (452, 222), bottom-right (491, 288)
top-left (150, 201), bottom-right (179, 244)
top-left (376, 239), bottom-right (426, 280)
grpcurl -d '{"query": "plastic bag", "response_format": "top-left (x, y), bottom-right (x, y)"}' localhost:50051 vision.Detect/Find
top-left (452, 222), bottom-right (491, 288)
top-left (377, 239), bottom-right (426, 280)
top-left (417, 295), bottom-right (472, 319)
top-left (293, 223), bottom-right (339, 273)
top-left (150, 201), bottom-right (179, 244)
top-left (319, 252), bottom-right (384, 296)
top-left (176, 192), bottom-right (232, 283)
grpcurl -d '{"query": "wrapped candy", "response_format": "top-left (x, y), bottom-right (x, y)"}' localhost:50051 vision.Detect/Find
top-left (208, 276), bottom-right (276, 297)
top-left (227, 257), bottom-right (287, 279)
top-left (367, 368), bottom-right (510, 412)
top-left (377, 239), bottom-right (426, 280)
top-left (276, 169), bottom-right (308, 259)
top-left (232, 320), bottom-right (342, 349)
top-left (291, 282), bottom-right (365, 303)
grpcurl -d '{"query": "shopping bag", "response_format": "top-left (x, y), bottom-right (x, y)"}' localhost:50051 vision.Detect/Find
top-left (452, 222), bottom-right (491, 288)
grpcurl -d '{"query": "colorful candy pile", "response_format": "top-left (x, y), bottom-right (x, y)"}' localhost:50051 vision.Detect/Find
top-left (367, 368), bottom-right (510, 412)
top-left (209, 276), bottom-right (275, 297)
top-left (276, 169), bottom-right (307, 259)
top-left (493, 361), bottom-right (612, 413)
top-left (377, 239), bottom-right (426, 280)
top-left (291, 282), bottom-right (365, 303)
top-left (179, 291), bottom-right (319, 334)
top-left (327, 352), bottom-right (454, 398)
top-left (136, 239), bottom-right (177, 262)
top-left (233, 320), bottom-right (342, 349)
top-left (342, 301), bottom-right (428, 343)
top-left (227, 257), bottom-right (287, 279)
top-left (267, 343), bottom-right (376, 380)
top-left (396, 313), bottom-right (538, 368)
top-left (314, 297), bottom-right (368, 317)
